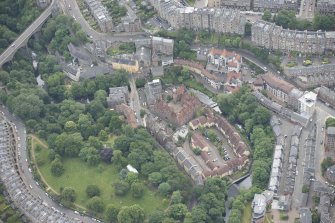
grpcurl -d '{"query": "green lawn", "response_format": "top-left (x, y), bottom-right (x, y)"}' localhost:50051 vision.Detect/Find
top-left (33, 138), bottom-right (168, 216)
top-left (242, 203), bottom-right (252, 223)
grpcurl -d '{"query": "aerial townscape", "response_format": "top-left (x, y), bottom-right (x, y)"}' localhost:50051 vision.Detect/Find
top-left (1, 0), bottom-right (335, 222)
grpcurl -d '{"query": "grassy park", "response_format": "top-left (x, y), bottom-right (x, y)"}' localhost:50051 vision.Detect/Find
top-left (31, 135), bottom-right (167, 216)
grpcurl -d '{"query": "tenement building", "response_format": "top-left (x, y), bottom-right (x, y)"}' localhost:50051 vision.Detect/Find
top-left (253, 0), bottom-right (298, 12)
top-left (84, 0), bottom-right (113, 32)
top-left (285, 64), bottom-right (335, 89)
top-left (207, 0), bottom-right (251, 10)
top-left (325, 127), bottom-right (335, 150)
top-left (147, 0), bottom-right (246, 35)
top-left (316, 0), bottom-right (335, 14)
top-left (252, 20), bottom-right (335, 54)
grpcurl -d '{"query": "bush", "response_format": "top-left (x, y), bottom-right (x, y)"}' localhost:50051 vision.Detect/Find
top-left (86, 185), bottom-right (101, 198)
top-left (113, 181), bottom-right (130, 196)
top-left (36, 156), bottom-right (46, 166)
top-left (51, 158), bottom-right (64, 177)
top-left (302, 185), bottom-right (310, 193)
top-left (131, 182), bottom-right (145, 198)
top-left (35, 144), bottom-right (43, 152)
top-left (158, 182), bottom-right (171, 197)
top-left (192, 148), bottom-right (201, 156)
top-left (87, 196), bottom-right (105, 213)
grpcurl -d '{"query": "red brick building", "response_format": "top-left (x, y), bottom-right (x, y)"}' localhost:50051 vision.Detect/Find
top-left (153, 85), bottom-right (201, 126)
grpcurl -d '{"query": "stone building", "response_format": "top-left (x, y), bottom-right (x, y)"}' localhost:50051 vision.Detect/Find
top-left (207, 0), bottom-right (251, 10)
top-left (106, 86), bottom-right (129, 107)
top-left (84, 0), bottom-right (113, 32)
top-left (253, 0), bottom-right (298, 12)
top-left (325, 127), bottom-right (335, 150)
top-left (252, 194), bottom-right (266, 223)
top-left (207, 48), bottom-right (242, 73)
top-left (316, 0), bottom-right (335, 14)
top-left (145, 79), bottom-right (162, 105)
top-left (153, 85), bottom-right (201, 126)
top-left (261, 73), bottom-right (295, 103)
top-left (318, 86), bottom-right (335, 108)
top-left (147, 0), bottom-right (246, 35)
top-left (151, 36), bottom-right (174, 66)
top-left (252, 20), bottom-right (335, 54)
top-left (110, 57), bottom-right (139, 73)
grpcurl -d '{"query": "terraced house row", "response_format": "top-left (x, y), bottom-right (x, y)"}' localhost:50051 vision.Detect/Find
top-left (252, 20), bottom-right (335, 54)
top-left (148, 0), bottom-right (246, 35)
top-left (208, 0), bottom-right (298, 12)
top-left (208, 0), bottom-right (335, 13)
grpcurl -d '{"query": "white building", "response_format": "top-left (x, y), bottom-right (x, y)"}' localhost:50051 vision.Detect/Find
top-left (252, 194), bottom-right (267, 222)
top-left (298, 91), bottom-right (317, 118)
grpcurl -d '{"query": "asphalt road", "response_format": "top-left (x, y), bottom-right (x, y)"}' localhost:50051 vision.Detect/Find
top-left (61, 0), bottom-right (148, 43)
top-left (299, 0), bottom-right (316, 19)
top-left (0, 106), bottom-right (95, 223)
top-left (0, 0), bottom-right (55, 67)
top-left (129, 75), bottom-right (143, 126)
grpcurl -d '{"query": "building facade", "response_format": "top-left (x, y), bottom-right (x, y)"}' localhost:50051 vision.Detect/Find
top-left (325, 127), bottom-right (335, 150)
top-left (252, 20), bottom-right (335, 54)
top-left (106, 86), bottom-right (129, 107)
top-left (84, 0), bottom-right (113, 32)
top-left (148, 0), bottom-right (246, 35)
top-left (145, 79), bottom-right (163, 105)
top-left (316, 0), bottom-right (335, 14)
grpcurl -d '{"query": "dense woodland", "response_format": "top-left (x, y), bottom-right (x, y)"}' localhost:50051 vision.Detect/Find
top-left (0, 0), bottom-right (42, 53)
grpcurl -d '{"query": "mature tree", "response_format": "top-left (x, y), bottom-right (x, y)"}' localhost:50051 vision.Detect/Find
top-left (51, 158), bottom-right (64, 176)
top-left (112, 150), bottom-right (127, 170)
top-left (100, 148), bottom-right (113, 163)
top-left (52, 132), bottom-right (83, 157)
top-left (207, 129), bottom-right (218, 142)
top-left (99, 129), bottom-right (108, 141)
top-left (64, 121), bottom-right (77, 132)
top-left (252, 160), bottom-right (270, 189)
top-left (170, 190), bottom-right (183, 205)
top-left (148, 210), bottom-right (165, 223)
top-left (148, 172), bottom-right (163, 186)
top-left (8, 93), bottom-right (44, 121)
top-left (87, 196), bottom-right (105, 213)
top-left (126, 172), bottom-right (139, 185)
top-left (86, 185), bottom-right (101, 198)
top-left (113, 181), bottom-right (130, 196)
top-left (79, 147), bottom-right (100, 166)
top-left (114, 136), bottom-right (131, 153)
top-left (105, 205), bottom-right (120, 223)
top-left (158, 182), bottom-right (171, 197)
top-left (131, 182), bottom-right (145, 198)
top-left (117, 205), bottom-right (145, 223)
top-left (253, 107), bottom-right (271, 125)
top-left (167, 204), bottom-right (188, 221)
top-left (61, 187), bottom-right (76, 206)
top-left (88, 136), bottom-right (103, 150)
top-left (191, 207), bottom-right (207, 223)
top-left (262, 10), bottom-right (272, 21)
